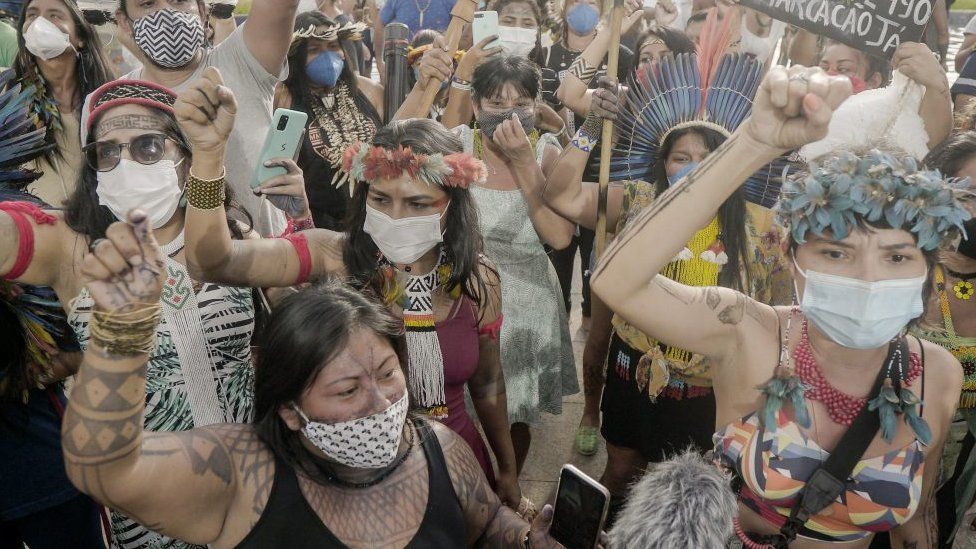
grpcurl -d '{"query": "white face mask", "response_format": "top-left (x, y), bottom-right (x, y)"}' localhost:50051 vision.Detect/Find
top-left (794, 257), bottom-right (926, 350)
top-left (498, 25), bottom-right (537, 57)
top-left (96, 159), bottom-right (184, 229)
top-left (363, 204), bottom-right (446, 265)
top-left (294, 392), bottom-right (409, 469)
top-left (23, 16), bottom-right (73, 60)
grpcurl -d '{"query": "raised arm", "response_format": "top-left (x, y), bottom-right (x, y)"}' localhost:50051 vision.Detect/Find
top-left (590, 66), bottom-right (852, 360)
top-left (536, 78), bottom-right (627, 229)
top-left (440, 36), bottom-right (501, 128)
top-left (892, 42), bottom-right (952, 149)
top-left (63, 211), bottom-right (236, 545)
top-left (491, 115), bottom-right (574, 249)
top-left (466, 261), bottom-right (520, 508)
top-left (555, 1), bottom-right (642, 118)
top-left (177, 68), bottom-right (345, 288)
top-left (243, 0), bottom-right (299, 75)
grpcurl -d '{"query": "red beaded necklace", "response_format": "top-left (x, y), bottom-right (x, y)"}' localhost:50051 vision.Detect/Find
top-left (794, 320), bottom-right (923, 425)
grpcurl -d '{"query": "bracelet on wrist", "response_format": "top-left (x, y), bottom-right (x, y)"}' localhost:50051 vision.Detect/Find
top-left (292, 215), bottom-right (315, 231)
top-left (186, 168), bottom-right (226, 210)
top-left (570, 115), bottom-right (603, 153)
top-left (90, 303), bottom-right (162, 356)
top-left (450, 75), bottom-right (473, 92)
top-left (568, 57), bottom-right (599, 87)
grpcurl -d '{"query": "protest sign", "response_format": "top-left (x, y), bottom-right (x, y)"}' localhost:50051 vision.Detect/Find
top-left (739, 0), bottom-right (931, 58)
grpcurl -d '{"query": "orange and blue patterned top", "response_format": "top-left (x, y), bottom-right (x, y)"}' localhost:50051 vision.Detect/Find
top-left (713, 411), bottom-right (925, 542)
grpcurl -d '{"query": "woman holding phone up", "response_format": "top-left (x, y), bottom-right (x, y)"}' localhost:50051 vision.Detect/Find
top-left (592, 66), bottom-right (964, 547)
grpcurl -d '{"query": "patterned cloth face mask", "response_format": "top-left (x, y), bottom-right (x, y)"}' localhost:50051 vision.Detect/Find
top-left (293, 392), bottom-right (409, 469)
top-left (476, 107), bottom-right (536, 140)
top-left (132, 9), bottom-right (204, 69)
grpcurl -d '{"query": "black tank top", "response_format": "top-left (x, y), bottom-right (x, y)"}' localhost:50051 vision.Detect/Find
top-left (236, 419), bottom-right (467, 548)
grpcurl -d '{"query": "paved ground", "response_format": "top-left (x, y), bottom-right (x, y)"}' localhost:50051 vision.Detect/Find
top-left (517, 260), bottom-right (608, 507)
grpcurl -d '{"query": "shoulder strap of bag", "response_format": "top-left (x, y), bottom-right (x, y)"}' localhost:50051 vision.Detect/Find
top-left (774, 337), bottom-right (907, 547)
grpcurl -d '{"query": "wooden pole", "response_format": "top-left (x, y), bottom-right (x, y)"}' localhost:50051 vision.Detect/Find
top-left (415, 0), bottom-right (478, 118)
top-left (594, 0), bottom-right (624, 258)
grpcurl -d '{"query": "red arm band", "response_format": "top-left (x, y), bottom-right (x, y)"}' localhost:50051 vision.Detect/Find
top-left (0, 201), bottom-right (57, 280)
top-left (283, 232), bottom-right (312, 285)
top-left (478, 313), bottom-right (503, 340)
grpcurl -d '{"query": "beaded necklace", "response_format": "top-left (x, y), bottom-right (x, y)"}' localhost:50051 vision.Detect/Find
top-left (923, 266), bottom-right (976, 408)
top-left (794, 320), bottom-right (922, 425)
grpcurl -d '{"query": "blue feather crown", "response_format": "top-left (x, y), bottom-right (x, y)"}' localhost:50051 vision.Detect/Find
top-left (775, 150), bottom-right (972, 251)
top-left (612, 52), bottom-right (789, 208)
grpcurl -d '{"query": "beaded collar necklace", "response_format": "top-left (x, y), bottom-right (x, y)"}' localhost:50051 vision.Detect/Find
top-left (794, 320), bottom-right (923, 426)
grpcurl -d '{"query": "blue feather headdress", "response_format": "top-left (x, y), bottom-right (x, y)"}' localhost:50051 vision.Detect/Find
top-left (0, 68), bottom-right (75, 404)
top-left (609, 17), bottom-right (793, 208)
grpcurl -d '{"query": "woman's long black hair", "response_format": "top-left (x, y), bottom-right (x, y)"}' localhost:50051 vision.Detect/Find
top-left (342, 118), bottom-right (490, 308)
top-left (283, 11), bottom-right (374, 120)
top-left (63, 106), bottom-right (252, 242)
top-left (252, 281), bottom-right (408, 483)
top-left (13, 0), bottom-right (112, 160)
top-left (651, 126), bottom-right (750, 291)
top-left (628, 27), bottom-right (696, 74)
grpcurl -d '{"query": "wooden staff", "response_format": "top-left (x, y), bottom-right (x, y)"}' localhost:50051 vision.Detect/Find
top-left (594, 0), bottom-right (625, 258)
top-left (414, 0), bottom-right (478, 117)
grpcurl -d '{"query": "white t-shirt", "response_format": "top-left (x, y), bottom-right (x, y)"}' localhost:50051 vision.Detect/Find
top-left (125, 22), bottom-right (289, 236)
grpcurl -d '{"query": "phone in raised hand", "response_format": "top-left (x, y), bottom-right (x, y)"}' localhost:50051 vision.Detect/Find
top-left (472, 11), bottom-right (499, 49)
top-left (250, 108), bottom-right (308, 190)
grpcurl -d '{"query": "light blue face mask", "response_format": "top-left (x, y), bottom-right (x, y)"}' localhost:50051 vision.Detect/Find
top-left (306, 50), bottom-right (344, 88)
top-left (667, 161), bottom-right (699, 186)
top-left (566, 2), bottom-right (599, 35)
top-left (793, 256), bottom-right (926, 350)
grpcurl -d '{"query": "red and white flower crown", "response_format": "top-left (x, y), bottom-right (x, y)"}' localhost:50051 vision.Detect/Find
top-left (340, 142), bottom-right (486, 192)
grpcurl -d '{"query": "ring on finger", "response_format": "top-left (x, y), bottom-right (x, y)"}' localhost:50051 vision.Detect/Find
top-left (90, 238), bottom-right (106, 253)
top-left (789, 74), bottom-right (810, 84)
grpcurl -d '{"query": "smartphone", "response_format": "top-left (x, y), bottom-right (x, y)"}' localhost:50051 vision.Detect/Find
top-left (550, 465), bottom-right (610, 549)
top-left (472, 11), bottom-right (498, 49)
top-left (250, 108), bottom-right (308, 189)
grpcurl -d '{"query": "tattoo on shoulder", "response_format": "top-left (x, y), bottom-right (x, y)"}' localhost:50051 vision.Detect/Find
top-left (718, 293), bottom-right (746, 325)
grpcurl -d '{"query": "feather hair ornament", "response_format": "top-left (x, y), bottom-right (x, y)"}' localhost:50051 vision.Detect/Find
top-left (340, 141), bottom-right (486, 193)
top-left (610, 10), bottom-right (794, 208)
top-left (0, 67), bottom-right (76, 404)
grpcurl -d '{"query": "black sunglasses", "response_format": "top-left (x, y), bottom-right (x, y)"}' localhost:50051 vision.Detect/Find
top-left (83, 134), bottom-right (179, 172)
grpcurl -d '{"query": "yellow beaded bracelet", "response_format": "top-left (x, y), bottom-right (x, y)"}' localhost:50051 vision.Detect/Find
top-left (186, 169), bottom-right (226, 210)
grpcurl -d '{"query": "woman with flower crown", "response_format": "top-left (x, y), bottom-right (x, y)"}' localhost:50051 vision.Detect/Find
top-left (179, 71), bottom-right (523, 511)
top-left (592, 65), bottom-right (966, 547)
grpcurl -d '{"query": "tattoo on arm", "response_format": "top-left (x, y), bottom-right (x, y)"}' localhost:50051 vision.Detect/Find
top-left (592, 134), bottom-right (739, 279)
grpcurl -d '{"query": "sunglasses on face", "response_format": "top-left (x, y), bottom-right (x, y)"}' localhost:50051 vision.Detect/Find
top-left (83, 133), bottom-right (180, 172)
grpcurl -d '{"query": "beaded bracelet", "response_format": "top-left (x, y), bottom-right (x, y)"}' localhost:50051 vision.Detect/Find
top-left (186, 169), bottom-right (226, 210)
top-left (90, 303), bottom-right (162, 356)
top-left (570, 115), bottom-right (603, 153)
top-left (450, 75), bottom-right (473, 92)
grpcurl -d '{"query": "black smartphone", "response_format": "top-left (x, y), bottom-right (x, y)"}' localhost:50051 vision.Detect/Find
top-left (550, 464), bottom-right (610, 549)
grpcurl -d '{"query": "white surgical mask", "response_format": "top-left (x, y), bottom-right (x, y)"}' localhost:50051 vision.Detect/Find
top-left (23, 17), bottom-right (72, 60)
top-left (293, 392), bottom-right (409, 469)
top-left (498, 25), bottom-right (537, 57)
top-left (364, 204), bottom-right (446, 265)
top-left (96, 159), bottom-right (184, 229)
top-left (794, 257), bottom-right (926, 349)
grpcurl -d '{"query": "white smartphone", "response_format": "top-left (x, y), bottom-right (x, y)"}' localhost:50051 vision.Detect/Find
top-left (550, 465), bottom-right (610, 549)
top-left (472, 11), bottom-right (499, 49)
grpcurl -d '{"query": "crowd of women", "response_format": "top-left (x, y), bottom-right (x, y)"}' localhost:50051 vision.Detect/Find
top-left (2, 0), bottom-right (976, 545)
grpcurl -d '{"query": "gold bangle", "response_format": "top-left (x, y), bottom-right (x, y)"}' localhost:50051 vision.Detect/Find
top-left (186, 168), bottom-right (226, 210)
top-left (89, 303), bottom-right (162, 356)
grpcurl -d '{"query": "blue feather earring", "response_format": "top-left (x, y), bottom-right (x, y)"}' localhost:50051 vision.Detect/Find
top-left (756, 307), bottom-right (811, 429)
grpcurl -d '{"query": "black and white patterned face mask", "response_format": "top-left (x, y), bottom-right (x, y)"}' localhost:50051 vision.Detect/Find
top-left (293, 392), bottom-right (409, 469)
top-left (476, 107), bottom-right (536, 140)
top-left (132, 9), bottom-right (204, 69)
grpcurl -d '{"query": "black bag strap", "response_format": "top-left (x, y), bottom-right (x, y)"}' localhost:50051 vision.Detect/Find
top-left (772, 337), bottom-right (907, 547)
